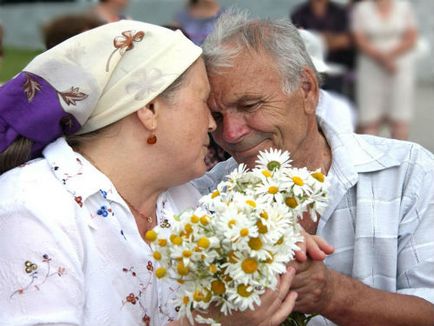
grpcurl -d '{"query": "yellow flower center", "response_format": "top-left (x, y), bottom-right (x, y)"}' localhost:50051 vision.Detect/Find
top-left (145, 230), bottom-right (157, 242)
top-left (182, 250), bottom-right (192, 258)
top-left (256, 220), bottom-right (268, 234)
top-left (184, 223), bottom-right (193, 234)
top-left (211, 280), bottom-right (226, 295)
top-left (241, 258), bottom-right (258, 274)
top-left (177, 279), bottom-right (185, 284)
top-left (240, 228), bottom-right (249, 237)
top-left (237, 284), bottom-right (252, 297)
top-left (285, 197), bottom-right (298, 208)
top-left (153, 251), bottom-right (162, 260)
top-left (200, 215), bottom-right (209, 226)
top-left (197, 237), bottom-right (210, 249)
top-left (177, 262), bottom-right (189, 276)
top-left (292, 176), bottom-right (304, 186)
top-left (260, 211), bottom-right (268, 220)
top-left (191, 215), bottom-right (200, 224)
top-left (248, 237), bottom-right (263, 250)
top-left (267, 161), bottom-right (281, 171)
top-left (155, 267), bottom-right (166, 278)
top-left (312, 172), bottom-right (325, 183)
top-left (182, 296), bottom-right (190, 305)
top-left (203, 289), bottom-right (212, 303)
top-left (158, 239), bottom-right (167, 247)
top-left (246, 200), bottom-right (256, 208)
top-left (262, 170), bottom-right (272, 178)
top-left (171, 235), bottom-right (183, 246)
top-left (193, 290), bottom-right (204, 302)
top-left (268, 186), bottom-right (279, 194)
top-left (276, 236), bottom-right (284, 245)
top-left (209, 264), bottom-right (218, 273)
top-left (228, 219), bottom-right (237, 228)
top-left (211, 190), bottom-right (220, 199)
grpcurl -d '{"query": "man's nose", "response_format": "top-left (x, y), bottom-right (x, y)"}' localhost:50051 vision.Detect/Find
top-left (221, 112), bottom-right (249, 144)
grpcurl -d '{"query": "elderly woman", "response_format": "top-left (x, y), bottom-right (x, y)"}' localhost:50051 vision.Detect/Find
top-left (0, 21), bottom-right (304, 326)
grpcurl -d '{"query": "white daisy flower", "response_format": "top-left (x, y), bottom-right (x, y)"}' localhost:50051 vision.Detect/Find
top-left (255, 148), bottom-right (292, 172)
top-left (226, 283), bottom-right (262, 311)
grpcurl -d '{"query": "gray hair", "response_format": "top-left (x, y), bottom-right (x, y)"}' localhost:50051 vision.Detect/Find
top-left (202, 9), bottom-right (320, 93)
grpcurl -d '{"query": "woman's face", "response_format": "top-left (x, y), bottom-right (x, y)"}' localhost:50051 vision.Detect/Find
top-left (158, 59), bottom-right (216, 183)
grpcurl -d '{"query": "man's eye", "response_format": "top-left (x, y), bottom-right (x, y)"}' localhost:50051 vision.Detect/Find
top-left (242, 102), bottom-right (261, 111)
top-left (211, 112), bottom-right (223, 122)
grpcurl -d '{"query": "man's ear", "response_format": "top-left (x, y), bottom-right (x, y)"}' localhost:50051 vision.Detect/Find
top-left (300, 67), bottom-right (319, 115)
top-left (136, 98), bottom-right (162, 131)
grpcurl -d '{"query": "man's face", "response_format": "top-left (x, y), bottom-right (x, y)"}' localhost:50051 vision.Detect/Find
top-left (208, 50), bottom-right (317, 169)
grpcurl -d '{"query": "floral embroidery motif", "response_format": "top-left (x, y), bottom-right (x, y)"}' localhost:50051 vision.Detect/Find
top-left (74, 196), bottom-right (83, 207)
top-left (96, 189), bottom-right (114, 218)
top-left (106, 30), bottom-right (145, 72)
top-left (58, 86), bottom-right (88, 106)
top-left (125, 68), bottom-right (168, 101)
top-left (160, 219), bottom-right (171, 228)
top-left (142, 314), bottom-right (151, 326)
top-left (121, 266), bottom-right (153, 324)
top-left (146, 261), bottom-right (153, 271)
top-left (23, 72), bottom-right (88, 106)
top-left (97, 205), bottom-right (112, 217)
top-left (10, 254), bottom-right (66, 298)
top-left (52, 157), bottom-right (84, 185)
top-left (23, 73), bottom-right (41, 103)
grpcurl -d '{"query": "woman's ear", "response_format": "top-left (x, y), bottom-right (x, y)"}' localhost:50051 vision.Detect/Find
top-left (136, 98), bottom-right (162, 131)
top-left (300, 68), bottom-right (319, 115)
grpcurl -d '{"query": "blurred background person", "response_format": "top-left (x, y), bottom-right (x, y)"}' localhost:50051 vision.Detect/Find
top-left (352, 0), bottom-right (418, 140)
top-left (290, 0), bottom-right (356, 100)
top-left (90, 0), bottom-right (131, 24)
top-left (173, 0), bottom-right (224, 45)
top-left (0, 20), bottom-right (4, 66)
top-left (42, 14), bottom-right (103, 50)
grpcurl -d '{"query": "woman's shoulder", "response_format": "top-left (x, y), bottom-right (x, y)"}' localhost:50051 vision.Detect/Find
top-left (0, 158), bottom-right (77, 219)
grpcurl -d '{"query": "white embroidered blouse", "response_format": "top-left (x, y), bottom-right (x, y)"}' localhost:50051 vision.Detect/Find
top-left (0, 137), bottom-right (201, 326)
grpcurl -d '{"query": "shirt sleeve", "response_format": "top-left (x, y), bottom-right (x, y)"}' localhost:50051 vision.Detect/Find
top-left (396, 146), bottom-right (434, 303)
top-left (0, 198), bottom-right (86, 326)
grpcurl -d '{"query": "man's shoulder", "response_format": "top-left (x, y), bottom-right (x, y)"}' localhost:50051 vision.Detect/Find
top-left (355, 134), bottom-right (434, 171)
top-left (192, 158), bottom-right (237, 195)
top-left (0, 158), bottom-right (75, 215)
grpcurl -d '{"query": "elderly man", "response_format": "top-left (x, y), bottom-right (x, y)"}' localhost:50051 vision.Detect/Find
top-left (193, 11), bottom-right (434, 325)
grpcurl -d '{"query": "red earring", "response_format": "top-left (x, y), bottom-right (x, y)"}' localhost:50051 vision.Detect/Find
top-left (147, 134), bottom-right (157, 145)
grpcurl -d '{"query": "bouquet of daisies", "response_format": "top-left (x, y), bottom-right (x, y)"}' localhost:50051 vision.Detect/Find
top-left (146, 149), bottom-right (328, 325)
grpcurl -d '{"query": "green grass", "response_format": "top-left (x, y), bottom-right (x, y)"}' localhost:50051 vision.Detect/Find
top-left (0, 47), bottom-right (43, 82)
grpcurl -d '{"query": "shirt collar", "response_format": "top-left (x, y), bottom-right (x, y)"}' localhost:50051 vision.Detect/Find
top-left (319, 115), bottom-right (401, 175)
top-left (43, 137), bottom-right (117, 203)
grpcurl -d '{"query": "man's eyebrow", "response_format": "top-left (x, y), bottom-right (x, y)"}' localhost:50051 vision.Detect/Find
top-left (228, 94), bottom-right (262, 106)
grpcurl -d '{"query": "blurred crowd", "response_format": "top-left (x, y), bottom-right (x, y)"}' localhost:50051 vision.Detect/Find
top-left (0, 0), bottom-right (424, 168)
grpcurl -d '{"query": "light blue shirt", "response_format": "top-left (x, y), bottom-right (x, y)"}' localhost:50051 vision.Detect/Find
top-left (192, 117), bottom-right (434, 325)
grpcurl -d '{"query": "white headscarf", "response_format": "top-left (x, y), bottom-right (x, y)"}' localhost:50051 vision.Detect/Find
top-left (24, 20), bottom-right (202, 135)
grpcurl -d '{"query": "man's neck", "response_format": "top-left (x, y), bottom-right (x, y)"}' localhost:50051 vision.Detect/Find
top-left (291, 128), bottom-right (332, 175)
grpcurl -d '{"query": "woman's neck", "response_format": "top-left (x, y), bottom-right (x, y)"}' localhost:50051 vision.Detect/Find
top-left (76, 142), bottom-right (165, 235)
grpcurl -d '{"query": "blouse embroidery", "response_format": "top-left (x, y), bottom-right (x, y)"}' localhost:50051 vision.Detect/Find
top-left (10, 254), bottom-right (66, 299)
